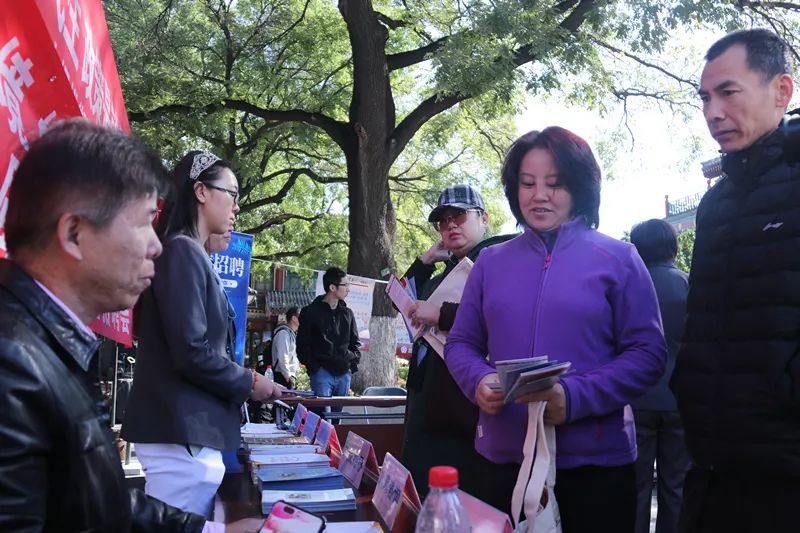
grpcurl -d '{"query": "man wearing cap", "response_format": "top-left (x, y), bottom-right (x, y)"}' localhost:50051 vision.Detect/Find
top-left (400, 184), bottom-right (513, 507)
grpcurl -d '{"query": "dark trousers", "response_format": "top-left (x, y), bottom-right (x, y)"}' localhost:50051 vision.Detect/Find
top-left (634, 410), bottom-right (691, 533)
top-left (271, 373), bottom-right (290, 421)
top-left (679, 467), bottom-right (800, 533)
top-left (555, 463), bottom-right (636, 533)
top-left (471, 459), bottom-right (520, 517)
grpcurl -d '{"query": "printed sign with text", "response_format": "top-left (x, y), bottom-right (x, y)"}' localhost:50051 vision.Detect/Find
top-left (372, 452), bottom-right (421, 531)
top-left (338, 431), bottom-right (379, 489)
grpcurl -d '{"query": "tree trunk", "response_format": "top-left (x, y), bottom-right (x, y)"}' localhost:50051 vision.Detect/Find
top-left (340, 0), bottom-right (398, 390)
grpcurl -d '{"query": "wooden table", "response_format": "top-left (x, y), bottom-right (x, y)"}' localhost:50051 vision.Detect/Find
top-left (279, 395), bottom-right (407, 408)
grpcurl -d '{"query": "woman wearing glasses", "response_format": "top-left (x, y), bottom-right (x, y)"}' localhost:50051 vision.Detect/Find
top-left (123, 151), bottom-right (280, 517)
top-left (444, 128), bottom-right (666, 533)
top-left (400, 184), bottom-right (514, 511)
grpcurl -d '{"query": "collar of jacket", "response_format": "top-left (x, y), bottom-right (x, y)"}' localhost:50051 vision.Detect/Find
top-left (647, 260), bottom-right (678, 269)
top-left (312, 294), bottom-right (348, 311)
top-left (520, 216), bottom-right (588, 253)
top-left (721, 127), bottom-right (784, 187)
top-left (0, 259), bottom-right (101, 371)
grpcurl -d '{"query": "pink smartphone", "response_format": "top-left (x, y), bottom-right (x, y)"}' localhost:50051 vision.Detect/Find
top-left (261, 501), bottom-right (325, 533)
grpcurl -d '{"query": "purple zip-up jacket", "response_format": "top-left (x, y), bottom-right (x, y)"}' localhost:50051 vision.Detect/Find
top-left (444, 219), bottom-right (666, 468)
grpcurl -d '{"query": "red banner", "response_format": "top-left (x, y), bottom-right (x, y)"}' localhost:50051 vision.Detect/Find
top-left (0, 0), bottom-right (133, 345)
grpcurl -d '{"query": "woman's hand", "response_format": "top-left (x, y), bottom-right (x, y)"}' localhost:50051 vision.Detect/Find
top-left (420, 240), bottom-right (450, 265)
top-left (515, 383), bottom-right (567, 425)
top-left (476, 373), bottom-right (505, 415)
top-left (410, 300), bottom-right (440, 328)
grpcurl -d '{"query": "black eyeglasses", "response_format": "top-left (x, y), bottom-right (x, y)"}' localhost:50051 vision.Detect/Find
top-left (204, 182), bottom-right (240, 204)
top-left (432, 208), bottom-right (481, 231)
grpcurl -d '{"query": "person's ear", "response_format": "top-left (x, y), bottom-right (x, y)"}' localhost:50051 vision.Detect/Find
top-left (194, 182), bottom-right (207, 205)
top-left (776, 73), bottom-right (794, 108)
top-left (55, 212), bottom-right (86, 261)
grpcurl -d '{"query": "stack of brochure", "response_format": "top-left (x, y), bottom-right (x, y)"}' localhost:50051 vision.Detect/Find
top-left (248, 444), bottom-right (322, 455)
top-left (261, 488), bottom-right (357, 514)
top-left (241, 423), bottom-right (310, 446)
top-left (250, 452), bottom-right (330, 469)
top-left (489, 357), bottom-right (571, 403)
top-left (257, 466), bottom-right (345, 492)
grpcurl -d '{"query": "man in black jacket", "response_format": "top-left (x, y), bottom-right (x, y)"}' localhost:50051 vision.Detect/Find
top-left (0, 120), bottom-right (260, 532)
top-left (671, 29), bottom-right (798, 532)
top-left (297, 267), bottom-right (361, 420)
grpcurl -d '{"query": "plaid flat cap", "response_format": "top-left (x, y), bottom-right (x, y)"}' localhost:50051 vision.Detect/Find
top-left (428, 184), bottom-right (486, 222)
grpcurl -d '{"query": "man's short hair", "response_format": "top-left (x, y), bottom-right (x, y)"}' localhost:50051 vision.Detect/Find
top-left (6, 119), bottom-right (167, 255)
top-left (630, 219), bottom-right (679, 266)
top-left (705, 29), bottom-right (791, 81)
top-left (286, 306), bottom-right (300, 322)
top-left (322, 267), bottom-right (346, 293)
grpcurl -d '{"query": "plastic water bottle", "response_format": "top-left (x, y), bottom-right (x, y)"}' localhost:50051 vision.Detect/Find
top-left (265, 365), bottom-right (274, 381)
top-left (415, 466), bottom-right (471, 532)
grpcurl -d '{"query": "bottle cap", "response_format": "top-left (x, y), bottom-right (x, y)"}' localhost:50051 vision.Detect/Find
top-left (428, 466), bottom-right (458, 488)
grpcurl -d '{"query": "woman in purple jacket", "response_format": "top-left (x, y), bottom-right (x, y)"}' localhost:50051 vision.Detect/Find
top-left (444, 127), bottom-right (666, 533)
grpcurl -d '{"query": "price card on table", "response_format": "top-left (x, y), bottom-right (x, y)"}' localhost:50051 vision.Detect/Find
top-left (290, 403), bottom-right (307, 435)
top-left (372, 452), bottom-right (421, 530)
top-left (301, 410), bottom-right (321, 441)
top-left (338, 432), bottom-right (379, 489)
top-left (314, 420), bottom-right (341, 461)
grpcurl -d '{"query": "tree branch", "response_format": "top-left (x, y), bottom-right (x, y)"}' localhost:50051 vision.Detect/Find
top-left (736, 1), bottom-right (800, 11)
top-left (128, 99), bottom-right (351, 150)
top-left (375, 10), bottom-right (406, 29)
top-left (241, 213), bottom-right (322, 235)
top-left (390, 0), bottom-right (598, 162)
top-left (253, 239), bottom-right (348, 261)
top-left (240, 168), bottom-right (346, 212)
top-left (386, 37), bottom-right (448, 71)
top-left (591, 37), bottom-right (699, 89)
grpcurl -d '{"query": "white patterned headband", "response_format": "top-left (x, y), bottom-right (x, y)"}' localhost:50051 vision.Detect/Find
top-left (189, 151), bottom-right (221, 181)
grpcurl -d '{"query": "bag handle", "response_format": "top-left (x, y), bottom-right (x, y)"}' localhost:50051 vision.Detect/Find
top-left (511, 401), bottom-right (551, 531)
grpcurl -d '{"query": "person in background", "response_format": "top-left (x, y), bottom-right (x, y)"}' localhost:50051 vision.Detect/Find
top-left (629, 219), bottom-right (690, 533)
top-left (445, 126), bottom-right (666, 532)
top-left (672, 29), bottom-right (800, 533)
top-left (123, 150), bottom-right (280, 518)
top-left (401, 184), bottom-right (513, 506)
top-left (296, 267), bottom-right (360, 421)
top-left (272, 306), bottom-right (300, 389)
top-left (0, 119), bottom-right (262, 532)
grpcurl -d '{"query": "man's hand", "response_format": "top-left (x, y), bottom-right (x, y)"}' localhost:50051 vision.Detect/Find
top-left (515, 383), bottom-right (567, 425)
top-left (410, 300), bottom-right (440, 328)
top-left (250, 373), bottom-right (281, 402)
top-left (224, 518), bottom-right (265, 533)
top-left (288, 376), bottom-right (297, 389)
top-left (476, 373), bottom-right (505, 415)
top-left (420, 240), bottom-right (450, 265)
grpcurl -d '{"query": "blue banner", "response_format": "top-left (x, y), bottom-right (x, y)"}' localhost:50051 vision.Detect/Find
top-left (210, 232), bottom-right (253, 365)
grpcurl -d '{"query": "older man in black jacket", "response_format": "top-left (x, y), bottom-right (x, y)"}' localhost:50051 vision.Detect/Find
top-left (672, 29), bottom-right (799, 533)
top-left (0, 121), bottom-right (260, 532)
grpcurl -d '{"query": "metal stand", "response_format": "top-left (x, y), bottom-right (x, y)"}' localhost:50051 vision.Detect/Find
top-left (110, 342), bottom-right (119, 425)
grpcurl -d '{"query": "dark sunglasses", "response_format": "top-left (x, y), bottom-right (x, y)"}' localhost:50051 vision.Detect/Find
top-left (433, 208), bottom-right (481, 231)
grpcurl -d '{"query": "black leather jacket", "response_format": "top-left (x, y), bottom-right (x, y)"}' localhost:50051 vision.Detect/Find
top-left (0, 260), bottom-right (205, 532)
